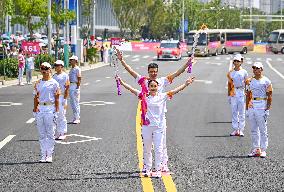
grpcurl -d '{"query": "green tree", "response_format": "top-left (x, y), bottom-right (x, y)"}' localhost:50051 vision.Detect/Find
top-left (81, 0), bottom-right (93, 40)
top-left (0, 0), bottom-right (14, 33)
top-left (11, 0), bottom-right (48, 37)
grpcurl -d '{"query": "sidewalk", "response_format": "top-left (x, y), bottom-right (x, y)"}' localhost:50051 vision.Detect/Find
top-left (0, 62), bottom-right (109, 89)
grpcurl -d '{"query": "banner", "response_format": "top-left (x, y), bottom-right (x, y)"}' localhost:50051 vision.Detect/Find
top-left (111, 38), bottom-right (121, 46)
top-left (21, 41), bottom-right (40, 54)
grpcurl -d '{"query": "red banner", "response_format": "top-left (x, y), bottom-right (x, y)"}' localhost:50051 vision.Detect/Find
top-left (111, 38), bottom-right (121, 46)
top-left (21, 41), bottom-right (40, 54)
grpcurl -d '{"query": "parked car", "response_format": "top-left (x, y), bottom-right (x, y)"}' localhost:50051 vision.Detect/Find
top-left (156, 40), bottom-right (182, 60)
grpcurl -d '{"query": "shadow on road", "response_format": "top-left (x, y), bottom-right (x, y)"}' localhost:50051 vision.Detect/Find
top-left (195, 135), bottom-right (231, 138)
top-left (16, 139), bottom-right (38, 142)
top-left (207, 121), bottom-right (232, 124)
top-left (0, 161), bottom-right (41, 165)
top-left (207, 155), bottom-right (248, 159)
top-left (47, 171), bottom-right (141, 181)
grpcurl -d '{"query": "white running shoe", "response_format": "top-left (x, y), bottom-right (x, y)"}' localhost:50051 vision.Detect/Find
top-left (73, 119), bottom-right (80, 124)
top-left (142, 169), bottom-right (151, 177)
top-left (248, 148), bottom-right (261, 157)
top-left (46, 156), bottom-right (53, 163)
top-left (153, 171), bottom-right (162, 178)
top-left (260, 151), bottom-right (267, 158)
top-left (162, 164), bottom-right (170, 172)
top-left (239, 131), bottom-right (244, 137)
top-left (230, 130), bottom-right (240, 136)
top-left (39, 156), bottom-right (46, 163)
top-left (58, 134), bottom-right (66, 140)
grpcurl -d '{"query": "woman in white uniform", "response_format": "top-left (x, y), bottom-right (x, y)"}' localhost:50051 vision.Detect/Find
top-left (33, 62), bottom-right (60, 163)
top-left (246, 62), bottom-right (273, 158)
top-left (227, 54), bottom-right (248, 136)
top-left (118, 76), bottom-right (195, 178)
top-left (53, 60), bottom-right (70, 140)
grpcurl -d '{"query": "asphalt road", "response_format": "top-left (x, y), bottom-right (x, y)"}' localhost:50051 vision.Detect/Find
top-left (0, 51), bottom-right (284, 191)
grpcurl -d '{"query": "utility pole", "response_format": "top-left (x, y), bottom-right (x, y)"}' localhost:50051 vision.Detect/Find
top-left (250, 0), bottom-right (252, 29)
top-left (281, 0), bottom-right (283, 29)
top-left (48, 0), bottom-right (52, 55)
top-left (181, 0), bottom-right (185, 42)
top-left (92, 0), bottom-right (96, 37)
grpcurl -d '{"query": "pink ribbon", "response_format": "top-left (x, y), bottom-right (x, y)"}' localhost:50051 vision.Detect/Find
top-left (138, 77), bottom-right (149, 125)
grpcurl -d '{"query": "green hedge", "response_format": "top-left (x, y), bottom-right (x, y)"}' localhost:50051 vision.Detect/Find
top-left (35, 54), bottom-right (55, 69)
top-left (0, 58), bottom-right (18, 78)
top-left (86, 47), bottom-right (99, 63)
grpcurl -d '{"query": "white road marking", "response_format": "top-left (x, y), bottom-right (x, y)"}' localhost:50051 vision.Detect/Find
top-left (132, 58), bottom-right (140, 62)
top-left (247, 61), bottom-right (253, 64)
top-left (123, 71), bottom-right (127, 73)
top-left (26, 118), bottom-right (35, 124)
top-left (0, 102), bottom-right (23, 107)
top-left (124, 55), bottom-right (130, 58)
top-left (245, 57), bottom-right (251, 60)
top-left (133, 55), bottom-right (140, 58)
top-left (143, 55), bottom-right (150, 58)
top-left (105, 77), bottom-right (111, 79)
top-left (0, 135), bottom-right (16, 150)
top-left (256, 58), bottom-right (262, 61)
top-left (195, 80), bottom-right (213, 84)
top-left (266, 59), bottom-right (284, 79)
top-left (83, 83), bottom-right (89, 86)
top-left (80, 100), bottom-right (115, 106)
top-left (95, 80), bottom-right (101, 82)
top-left (55, 134), bottom-right (102, 145)
top-left (215, 57), bottom-right (221, 60)
top-left (226, 57), bottom-right (230, 60)
top-left (0, 85), bottom-right (8, 89)
top-left (206, 62), bottom-right (221, 66)
top-left (276, 58), bottom-right (283, 61)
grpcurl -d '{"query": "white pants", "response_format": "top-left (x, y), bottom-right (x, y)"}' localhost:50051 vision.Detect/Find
top-left (56, 96), bottom-right (67, 134)
top-left (36, 106), bottom-right (56, 157)
top-left (248, 108), bottom-right (268, 150)
top-left (162, 116), bottom-right (168, 165)
top-left (18, 67), bottom-right (24, 84)
top-left (69, 84), bottom-right (80, 120)
top-left (230, 95), bottom-right (246, 131)
top-left (142, 125), bottom-right (164, 171)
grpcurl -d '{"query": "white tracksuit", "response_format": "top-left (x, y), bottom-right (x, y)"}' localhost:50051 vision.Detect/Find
top-left (141, 92), bottom-right (171, 171)
top-left (34, 79), bottom-right (60, 158)
top-left (136, 75), bottom-right (171, 166)
top-left (69, 66), bottom-right (81, 121)
top-left (247, 76), bottom-right (272, 151)
top-left (228, 68), bottom-right (248, 131)
top-left (53, 72), bottom-right (69, 134)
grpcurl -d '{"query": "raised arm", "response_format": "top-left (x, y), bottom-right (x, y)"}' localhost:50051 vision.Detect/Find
top-left (114, 47), bottom-right (140, 79)
top-left (167, 58), bottom-right (196, 81)
top-left (168, 77), bottom-right (195, 96)
top-left (117, 77), bottom-right (139, 96)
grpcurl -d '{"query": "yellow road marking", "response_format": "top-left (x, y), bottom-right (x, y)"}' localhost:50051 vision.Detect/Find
top-left (136, 102), bottom-right (154, 192)
top-left (136, 102), bottom-right (177, 192)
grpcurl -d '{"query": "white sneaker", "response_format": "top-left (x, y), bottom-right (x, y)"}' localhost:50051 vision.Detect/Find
top-left (260, 151), bottom-right (267, 158)
top-left (162, 164), bottom-right (170, 172)
top-left (73, 119), bottom-right (80, 124)
top-left (39, 156), bottom-right (46, 163)
top-left (153, 171), bottom-right (162, 178)
top-left (46, 156), bottom-right (53, 163)
top-left (248, 148), bottom-right (261, 157)
top-left (142, 169), bottom-right (151, 177)
top-left (239, 131), bottom-right (244, 137)
top-left (58, 134), bottom-right (66, 140)
top-left (230, 130), bottom-right (240, 136)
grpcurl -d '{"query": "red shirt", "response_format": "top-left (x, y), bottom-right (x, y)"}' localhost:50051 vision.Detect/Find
top-left (18, 54), bottom-right (25, 68)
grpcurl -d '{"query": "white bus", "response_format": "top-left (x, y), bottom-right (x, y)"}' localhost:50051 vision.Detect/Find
top-left (267, 29), bottom-right (284, 54)
top-left (219, 29), bottom-right (254, 54)
top-left (187, 29), bottom-right (254, 56)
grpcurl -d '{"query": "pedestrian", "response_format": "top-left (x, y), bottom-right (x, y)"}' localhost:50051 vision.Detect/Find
top-left (9, 46), bottom-right (18, 59)
top-left (246, 62), bottom-right (273, 158)
top-left (33, 62), bottom-right (60, 163)
top-left (18, 49), bottom-right (25, 86)
top-left (26, 53), bottom-right (35, 85)
top-left (108, 46), bottom-right (114, 66)
top-left (103, 44), bottom-right (109, 63)
top-left (69, 55), bottom-right (81, 124)
top-left (53, 60), bottom-right (70, 140)
top-left (227, 54), bottom-right (248, 136)
top-left (100, 45), bottom-right (104, 62)
top-left (115, 47), bottom-right (195, 172)
top-left (118, 76), bottom-right (195, 177)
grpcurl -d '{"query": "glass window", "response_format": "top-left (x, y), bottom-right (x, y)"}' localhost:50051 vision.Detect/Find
top-left (160, 43), bottom-right (178, 48)
top-left (268, 32), bottom-right (279, 43)
top-left (226, 33), bottom-right (254, 41)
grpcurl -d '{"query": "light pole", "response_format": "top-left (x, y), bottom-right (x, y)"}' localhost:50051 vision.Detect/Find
top-left (281, 0), bottom-right (283, 29)
top-left (92, 0), bottom-right (96, 37)
top-left (250, 0), bottom-right (252, 29)
top-left (181, 0), bottom-right (185, 42)
top-left (48, 0), bottom-right (52, 55)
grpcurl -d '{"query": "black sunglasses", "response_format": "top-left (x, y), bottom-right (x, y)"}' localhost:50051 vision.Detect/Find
top-left (252, 66), bottom-right (261, 70)
top-left (40, 67), bottom-right (50, 70)
top-left (233, 60), bottom-right (241, 62)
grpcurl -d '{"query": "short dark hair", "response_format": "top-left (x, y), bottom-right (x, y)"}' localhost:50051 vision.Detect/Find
top-left (148, 79), bottom-right (159, 87)
top-left (148, 62), bottom-right (158, 71)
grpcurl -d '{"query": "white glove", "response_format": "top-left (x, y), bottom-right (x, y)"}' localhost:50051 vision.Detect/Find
top-left (62, 99), bottom-right (67, 106)
top-left (228, 96), bottom-right (231, 105)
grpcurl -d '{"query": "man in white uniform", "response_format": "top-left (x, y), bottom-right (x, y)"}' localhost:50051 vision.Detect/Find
top-left (115, 47), bottom-right (194, 172)
top-left (227, 54), bottom-right (248, 136)
top-left (246, 62), bottom-right (272, 158)
top-left (69, 55), bottom-right (81, 124)
top-left (53, 60), bottom-right (70, 140)
top-left (33, 62), bottom-right (60, 163)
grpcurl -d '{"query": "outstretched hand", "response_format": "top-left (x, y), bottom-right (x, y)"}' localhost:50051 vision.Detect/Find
top-left (114, 47), bottom-right (123, 61)
top-left (185, 77), bottom-right (195, 85)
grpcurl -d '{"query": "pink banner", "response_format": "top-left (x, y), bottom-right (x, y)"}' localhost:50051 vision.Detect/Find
top-left (111, 38), bottom-right (121, 46)
top-left (21, 41), bottom-right (40, 54)
top-left (225, 40), bottom-right (254, 47)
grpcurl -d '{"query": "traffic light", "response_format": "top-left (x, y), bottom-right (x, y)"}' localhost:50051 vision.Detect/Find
top-left (103, 28), bottom-right (108, 39)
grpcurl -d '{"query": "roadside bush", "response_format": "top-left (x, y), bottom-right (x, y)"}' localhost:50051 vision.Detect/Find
top-left (0, 58), bottom-right (18, 78)
top-left (86, 47), bottom-right (99, 64)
